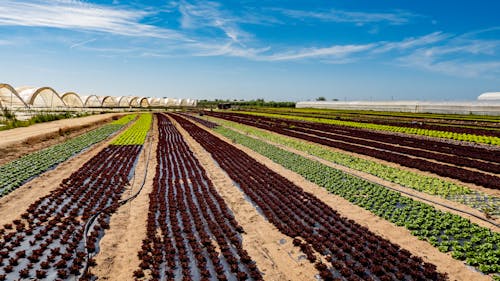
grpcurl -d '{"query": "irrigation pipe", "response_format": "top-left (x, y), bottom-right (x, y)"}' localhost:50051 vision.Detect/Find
top-left (78, 117), bottom-right (154, 280)
top-left (206, 118), bottom-right (500, 229)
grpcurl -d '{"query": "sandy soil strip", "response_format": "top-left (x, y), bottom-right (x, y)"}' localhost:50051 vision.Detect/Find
top-left (0, 112), bottom-right (128, 148)
top-left (93, 115), bottom-right (159, 280)
top-left (191, 118), bottom-right (489, 281)
top-left (170, 115), bottom-right (320, 281)
top-left (227, 126), bottom-right (499, 231)
top-left (0, 119), bottom-right (131, 227)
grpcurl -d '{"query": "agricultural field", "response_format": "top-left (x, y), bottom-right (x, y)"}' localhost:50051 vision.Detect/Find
top-left (0, 109), bottom-right (498, 281)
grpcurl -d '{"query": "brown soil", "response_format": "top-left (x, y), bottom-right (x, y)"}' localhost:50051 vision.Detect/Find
top-left (171, 115), bottom-right (320, 281)
top-left (228, 126), bottom-right (499, 230)
top-left (198, 120), bottom-right (489, 281)
top-left (0, 119), bottom-right (129, 227)
top-left (0, 113), bottom-right (128, 165)
top-left (93, 115), bottom-right (158, 280)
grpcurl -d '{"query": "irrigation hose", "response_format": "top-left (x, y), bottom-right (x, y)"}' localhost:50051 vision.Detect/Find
top-left (209, 118), bottom-right (500, 229)
top-left (78, 117), bottom-right (154, 280)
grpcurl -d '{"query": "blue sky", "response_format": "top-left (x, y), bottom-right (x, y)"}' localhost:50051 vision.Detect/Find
top-left (0, 0), bottom-right (499, 101)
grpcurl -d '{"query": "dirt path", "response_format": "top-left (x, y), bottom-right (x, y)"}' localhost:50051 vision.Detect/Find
top-left (194, 119), bottom-right (489, 281)
top-left (0, 120), bottom-right (129, 227)
top-left (171, 115), bottom-right (320, 281)
top-left (0, 112), bottom-right (127, 149)
top-left (227, 126), bottom-right (499, 230)
top-left (93, 115), bottom-right (158, 280)
top-left (0, 114), bottom-right (125, 166)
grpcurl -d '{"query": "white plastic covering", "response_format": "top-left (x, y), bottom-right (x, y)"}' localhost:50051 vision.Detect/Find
top-left (147, 97), bottom-right (163, 107)
top-left (17, 87), bottom-right (66, 108)
top-left (81, 95), bottom-right (101, 107)
top-left (0, 83), bottom-right (197, 110)
top-left (0, 84), bottom-right (27, 109)
top-left (139, 97), bottom-right (149, 108)
top-left (99, 96), bottom-right (118, 107)
top-left (296, 101), bottom-right (500, 116)
top-left (61, 92), bottom-right (84, 107)
top-left (478, 92), bottom-right (500, 101)
top-left (129, 97), bottom-right (141, 107)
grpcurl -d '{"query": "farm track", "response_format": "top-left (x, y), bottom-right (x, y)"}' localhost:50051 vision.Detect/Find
top-left (205, 112), bottom-right (500, 190)
top-left (0, 112), bottom-right (127, 149)
top-left (134, 113), bottom-right (262, 280)
top-left (172, 113), bottom-right (448, 281)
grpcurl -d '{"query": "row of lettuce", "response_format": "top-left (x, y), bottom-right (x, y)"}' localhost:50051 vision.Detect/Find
top-left (238, 111), bottom-right (500, 145)
top-left (0, 114), bottom-right (138, 197)
top-left (203, 121), bottom-right (499, 277)
top-left (208, 116), bottom-right (499, 217)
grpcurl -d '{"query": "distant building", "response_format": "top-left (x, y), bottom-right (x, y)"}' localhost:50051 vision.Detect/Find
top-left (217, 103), bottom-right (231, 110)
top-left (478, 92), bottom-right (500, 101)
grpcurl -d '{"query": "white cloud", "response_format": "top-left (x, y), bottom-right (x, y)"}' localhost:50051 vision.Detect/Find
top-left (275, 8), bottom-right (419, 25)
top-left (373, 32), bottom-right (450, 53)
top-left (263, 44), bottom-right (376, 61)
top-left (0, 0), bottom-right (186, 40)
top-left (176, 0), bottom-right (250, 44)
top-left (397, 38), bottom-right (500, 78)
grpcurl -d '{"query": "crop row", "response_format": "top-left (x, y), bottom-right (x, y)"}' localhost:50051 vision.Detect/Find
top-left (110, 113), bottom-right (152, 145)
top-left (238, 111), bottom-right (500, 145)
top-left (254, 108), bottom-right (500, 137)
top-left (209, 124), bottom-right (500, 276)
top-left (0, 114), bottom-right (136, 197)
top-left (135, 113), bottom-right (261, 281)
top-left (0, 144), bottom-right (142, 280)
top-left (206, 112), bottom-right (500, 190)
top-left (171, 113), bottom-right (448, 281)
top-left (203, 115), bottom-right (499, 218)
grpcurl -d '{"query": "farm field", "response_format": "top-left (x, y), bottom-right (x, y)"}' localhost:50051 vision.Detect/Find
top-left (0, 110), bottom-right (498, 281)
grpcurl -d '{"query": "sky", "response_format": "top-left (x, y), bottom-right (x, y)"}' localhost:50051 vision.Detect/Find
top-left (0, 0), bottom-right (499, 101)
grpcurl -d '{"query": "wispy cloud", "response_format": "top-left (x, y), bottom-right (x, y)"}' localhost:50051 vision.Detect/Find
top-left (373, 31), bottom-right (450, 53)
top-left (0, 0), bottom-right (186, 40)
top-left (70, 38), bottom-right (97, 49)
top-left (397, 36), bottom-right (500, 78)
top-left (263, 44), bottom-right (375, 61)
top-left (274, 8), bottom-right (420, 26)
top-left (175, 0), bottom-right (250, 44)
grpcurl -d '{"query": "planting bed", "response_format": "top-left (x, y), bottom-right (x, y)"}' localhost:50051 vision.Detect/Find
top-left (171, 113), bottom-right (448, 281)
top-left (203, 115), bottom-right (499, 218)
top-left (205, 111), bottom-right (500, 190)
top-left (205, 122), bottom-right (500, 277)
top-left (0, 114), bottom-right (151, 280)
top-left (0, 114), bottom-right (136, 197)
top-left (135, 113), bottom-right (262, 280)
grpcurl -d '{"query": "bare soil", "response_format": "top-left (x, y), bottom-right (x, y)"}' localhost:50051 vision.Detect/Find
top-left (171, 116), bottom-right (321, 281)
top-left (199, 121), bottom-right (490, 281)
top-left (93, 115), bottom-right (159, 280)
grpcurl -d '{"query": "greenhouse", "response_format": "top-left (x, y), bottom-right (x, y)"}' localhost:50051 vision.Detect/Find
top-left (17, 87), bottom-right (66, 108)
top-left (61, 92), bottom-right (84, 107)
top-left (81, 95), bottom-right (101, 107)
top-left (0, 84), bottom-right (27, 109)
top-left (99, 96), bottom-right (118, 107)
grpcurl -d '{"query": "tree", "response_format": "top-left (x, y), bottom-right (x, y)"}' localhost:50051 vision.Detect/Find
top-left (316, 96), bottom-right (326, 101)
